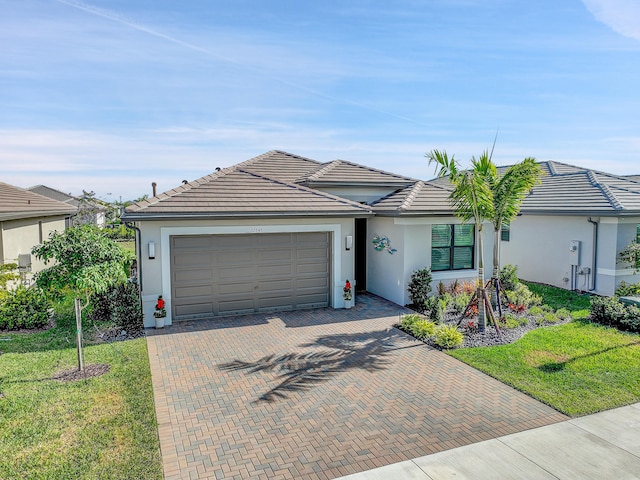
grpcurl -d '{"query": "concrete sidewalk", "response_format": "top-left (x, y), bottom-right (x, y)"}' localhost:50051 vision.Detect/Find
top-left (337, 402), bottom-right (640, 480)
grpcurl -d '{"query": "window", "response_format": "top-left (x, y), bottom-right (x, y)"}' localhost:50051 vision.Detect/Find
top-left (636, 224), bottom-right (640, 242)
top-left (501, 222), bottom-right (510, 242)
top-left (431, 224), bottom-right (475, 271)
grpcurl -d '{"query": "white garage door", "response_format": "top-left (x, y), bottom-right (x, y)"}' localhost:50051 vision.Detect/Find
top-left (170, 232), bottom-right (331, 319)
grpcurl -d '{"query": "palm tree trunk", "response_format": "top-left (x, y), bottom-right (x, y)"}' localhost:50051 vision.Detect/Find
top-left (477, 224), bottom-right (486, 332)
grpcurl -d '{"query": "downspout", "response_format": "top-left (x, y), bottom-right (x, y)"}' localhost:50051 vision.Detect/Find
top-left (587, 217), bottom-right (598, 291)
top-left (125, 222), bottom-right (143, 292)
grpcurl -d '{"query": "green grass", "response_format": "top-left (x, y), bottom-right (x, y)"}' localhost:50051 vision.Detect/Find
top-left (450, 284), bottom-right (640, 416)
top-left (523, 280), bottom-right (591, 319)
top-left (0, 298), bottom-right (162, 479)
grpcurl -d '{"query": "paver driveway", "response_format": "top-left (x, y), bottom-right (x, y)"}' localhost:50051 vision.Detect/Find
top-left (146, 294), bottom-right (568, 480)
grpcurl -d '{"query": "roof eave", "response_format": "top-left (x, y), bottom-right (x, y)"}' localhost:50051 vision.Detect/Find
top-left (122, 210), bottom-right (374, 221)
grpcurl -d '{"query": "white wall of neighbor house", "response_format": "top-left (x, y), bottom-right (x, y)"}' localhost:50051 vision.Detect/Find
top-left (499, 215), bottom-right (615, 293)
top-left (135, 217), bottom-right (355, 327)
top-left (0, 216), bottom-right (68, 284)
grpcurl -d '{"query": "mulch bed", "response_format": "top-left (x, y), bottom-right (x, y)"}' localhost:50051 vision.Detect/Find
top-left (52, 363), bottom-right (111, 382)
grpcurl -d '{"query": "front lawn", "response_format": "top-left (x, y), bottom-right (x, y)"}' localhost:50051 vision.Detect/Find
top-left (0, 301), bottom-right (162, 479)
top-left (450, 285), bottom-right (640, 417)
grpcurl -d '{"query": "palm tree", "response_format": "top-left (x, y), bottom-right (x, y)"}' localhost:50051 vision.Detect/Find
top-left (484, 158), bottom-right (544, 283)
top-left (427, 149), bottom-right (494, 331)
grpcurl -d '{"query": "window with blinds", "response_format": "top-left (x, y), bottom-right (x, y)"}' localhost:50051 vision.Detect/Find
top-left (431, 224), bottom-right (475, 271)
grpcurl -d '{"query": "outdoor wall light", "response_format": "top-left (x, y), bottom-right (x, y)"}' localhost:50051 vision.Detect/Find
top-left (148, 241), bottom-right (156, 259)
top-left (345, 235), bottom-right (353, 251)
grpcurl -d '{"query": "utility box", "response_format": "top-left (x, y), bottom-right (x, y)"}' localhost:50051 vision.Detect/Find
top-left (569, 240), bottom-right (580, 266)
top-left (18, 254), bottom-right (32, 272)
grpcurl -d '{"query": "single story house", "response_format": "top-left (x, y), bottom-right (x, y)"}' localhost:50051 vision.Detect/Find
top-left (0, 182), bottom-right (77, 285)
top-left (123, 151), bottom-right (640, 327)
top-left (27, 185), bottom-right (108, 228)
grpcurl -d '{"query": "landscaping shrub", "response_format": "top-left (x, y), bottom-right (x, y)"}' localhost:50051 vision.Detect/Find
top-left (615, 281), bottom-right (640, 297)
top-left (499, 264), bottom-right (520, 291)
top-left (0, 285), bottom-right (51, 330)
top-left (424, 296), bottom-right (446, 323)
top-left (528, 306), bottom-right (544, 316)
top-left (502, 313), bottom-right (521, 329)
top-left (453, 292), bottom-right (471, 314)
top-left (505, 283), bottom-right (541, 308)
top-left (399, 313), bottom-right (422, 331)
top-left (556, 308), bottom-right (572, 321)
top-left (410, 319), bottom-right (437, 340)
top-left (433, 324), bottom-right (464, 349)
top-left (590, 296), bottom-right (626, 327)
top-left (544, 312), bottom-right (560, 324)
top-left (89, 282), bottom-right (143, 333)
top-left (408, 267), bottom-right (432, 312)
top-left (620, 306), bottom-right (640, 333)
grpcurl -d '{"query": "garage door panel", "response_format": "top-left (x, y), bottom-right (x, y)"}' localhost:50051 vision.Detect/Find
top-left (175, 302), bottom-right (214, 317)
top-left (171, 232), bottom-right (330, 320)
top-left (173, 269), bottom-right (213, 283)
top-left (218, 266), bottom-right (254, 279)
top-left (218, 281), bottom-right (255, 295)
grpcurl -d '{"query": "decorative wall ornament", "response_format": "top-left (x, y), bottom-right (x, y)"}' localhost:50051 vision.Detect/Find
top-left (372, 234), bottom-right (397, 254)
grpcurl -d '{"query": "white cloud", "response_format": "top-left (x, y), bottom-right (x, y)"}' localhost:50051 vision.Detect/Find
top-left (582, 0), bottom-right (640, 41)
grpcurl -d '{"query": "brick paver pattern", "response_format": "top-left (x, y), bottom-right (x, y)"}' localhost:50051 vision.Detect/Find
top-left (146, 294), bottom-right (568, 480)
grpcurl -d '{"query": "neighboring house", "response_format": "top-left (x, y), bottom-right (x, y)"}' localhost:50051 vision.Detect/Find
top-left (498, 161), bottom-right (640, 297)
top-left (27, 185), bottom-right (107, 228)
top-left (123, 151), bottom-right (640, 327)
top-left (0, 182), bottom-right (77, 285)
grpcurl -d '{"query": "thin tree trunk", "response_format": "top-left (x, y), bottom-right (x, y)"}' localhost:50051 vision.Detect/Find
top-left (75, 297), bottom-right (85, 372)
top-left (477, 224), bottom-right (486, 332)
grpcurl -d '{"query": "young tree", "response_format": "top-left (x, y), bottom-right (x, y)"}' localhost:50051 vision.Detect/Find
top-left (484, 158), bottom-right (543, 282)
top-left (427, 149), bottom-right (494, 331)
top-left (32, 225), bottom-right (134, 371)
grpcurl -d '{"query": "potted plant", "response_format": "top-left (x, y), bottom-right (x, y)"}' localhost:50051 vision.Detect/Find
top-left (343, 279), bottom-right (353, 309)
top-left (154, 295), bottom-right (166, 328)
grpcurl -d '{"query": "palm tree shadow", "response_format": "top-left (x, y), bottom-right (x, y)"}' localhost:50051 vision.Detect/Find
top-left (218, 328), bottom-right (420, 402)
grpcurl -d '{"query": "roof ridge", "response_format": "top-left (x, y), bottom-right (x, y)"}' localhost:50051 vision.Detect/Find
top-left (302, 160), bottom-right (341, 182)
top-left (333, 159), bottom-right (418, 181)
top-left (399, 181), bottom-right (425, 211)
top-left (588, 171), bottom-right (625, 210)
top-left (236, 168), bottom-right (372, 212)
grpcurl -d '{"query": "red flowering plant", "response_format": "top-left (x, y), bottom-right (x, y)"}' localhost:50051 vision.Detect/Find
top-left (154, 295), bottom-right (167, 318)
top-left (343, 279), bottom-right (353, 301)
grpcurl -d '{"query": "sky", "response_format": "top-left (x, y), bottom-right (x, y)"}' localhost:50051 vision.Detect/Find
top-left (1, 0), bottom-right (640, 201)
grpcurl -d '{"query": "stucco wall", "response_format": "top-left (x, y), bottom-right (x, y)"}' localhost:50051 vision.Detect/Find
top-left (1, 216), bottom-right (68, 284)
top-left (500, 215), bottom-right (613, 293)
top-left (367, 217), bottom-right (406, 305)
top-left (136, 217), bottom-right (355, 327)
top-left (367, 216), bottom-right (482, 306)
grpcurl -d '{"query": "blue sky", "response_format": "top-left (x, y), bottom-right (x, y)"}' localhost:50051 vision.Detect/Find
top-left (2, 0), bottom-right (639, 201)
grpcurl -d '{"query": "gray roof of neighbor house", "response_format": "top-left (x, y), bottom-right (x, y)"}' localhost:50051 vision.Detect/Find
top-left (296, 159), bottom-right (417, 188)
top-left (27, 185), bottom-right (80, 207)
top-left (0, 182), bottom-right (78, 221)
top-left (413, 160), bottom-right (640, 216)
top-left (522, 161), bottom-right (640, 215)
top-left (123, 151), bottom-right (373, 220)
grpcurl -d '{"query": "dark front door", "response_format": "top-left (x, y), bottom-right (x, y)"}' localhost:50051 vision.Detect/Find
top-left (355, 218), bottom-right (367, 292)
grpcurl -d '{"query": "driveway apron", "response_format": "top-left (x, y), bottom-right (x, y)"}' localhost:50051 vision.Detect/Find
top-left (146, 294), bottom-right (567, 480)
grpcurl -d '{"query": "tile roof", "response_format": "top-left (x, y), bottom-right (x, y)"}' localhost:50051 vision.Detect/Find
top-left (124, 163), bottom-right (372, 220)
top-left (0, 182), bottom-right (78, 221)
top-left (371, 181), bottom-right (453, 215)
top-left (235, 150), bottom-right (322, 183)
top-left (296, 159), bottom-right (416, 187)
top-left (27, 185), bottom-right (80, 207)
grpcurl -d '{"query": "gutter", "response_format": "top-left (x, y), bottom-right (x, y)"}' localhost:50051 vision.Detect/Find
top-left (121, 211), bottom-right (374, 221)
top-left (587, 217), bottom-right (599, 291)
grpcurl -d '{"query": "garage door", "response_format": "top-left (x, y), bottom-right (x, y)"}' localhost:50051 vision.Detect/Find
top-left (170, 232), bottom-right (331, 319)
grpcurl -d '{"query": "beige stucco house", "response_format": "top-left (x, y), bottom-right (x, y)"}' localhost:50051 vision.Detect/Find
top-left (0, 182), bottom-right (77, 285)
top-left (123, 151), bottom-right (640, 327)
